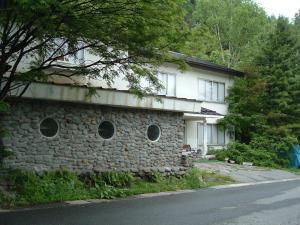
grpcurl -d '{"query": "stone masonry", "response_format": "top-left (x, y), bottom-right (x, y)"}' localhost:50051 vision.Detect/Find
top-left (1, 100), bottom-right (185, 173)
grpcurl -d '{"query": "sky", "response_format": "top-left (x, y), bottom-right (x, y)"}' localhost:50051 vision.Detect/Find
top-left (254, 0), bottom-right (300, 20)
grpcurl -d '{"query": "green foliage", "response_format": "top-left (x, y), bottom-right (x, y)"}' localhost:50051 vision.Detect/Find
top-left (6, 169), bottom-right (89, 204)
top-left (184, 168), bottom-right (206, 188)
top-left (1, 168), bottom-right (234, 207)
top-left (145, 171), bottom-right (164, 183)
top-left (0, 188), bottom-right (15, 208)
top-left (216, 134), bottom-right (296, 167)
top-left (220, 17), bottom-right (300, 168)
top-left (0, 0), bottom-right (188, 100)
top-left (181, 0), bottom-right (272, 68)
top-left (0, 101), bottom-right (12, 167)
top-left (99, 171), bottom-right (134, 188)
top-left (216, 142), bottom-right (276, 167)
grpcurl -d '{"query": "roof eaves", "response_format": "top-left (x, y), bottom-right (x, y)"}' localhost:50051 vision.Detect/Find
top-left (170, 51), bottom-right (244, 77)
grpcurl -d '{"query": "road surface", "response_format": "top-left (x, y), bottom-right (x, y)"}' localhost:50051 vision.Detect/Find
top-left (1, 179), bottom-right (300, 225)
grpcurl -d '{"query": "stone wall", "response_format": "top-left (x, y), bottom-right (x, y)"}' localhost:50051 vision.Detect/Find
top-left (1, 100), bottom-right (185, 173)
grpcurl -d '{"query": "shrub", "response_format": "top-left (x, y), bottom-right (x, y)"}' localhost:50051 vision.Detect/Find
top-left (145, 171), bottom-right (164, 183)
top-left (0, 101), bottom-right (12, 167)
top-left (6, 169), bottom-right (89, 204)
top-left (206, 149), bottom-right (219, 155)
top-left (184, 168), bottom-right (206, 189)
top-left (0, 188), bottom-right (15, 207)
top-left (215, 134), bottom-right (296, 167)
top-left (99, 171), bottom-right (134, 188)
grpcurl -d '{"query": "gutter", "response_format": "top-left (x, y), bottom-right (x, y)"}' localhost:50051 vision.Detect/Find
top-left (170, 51), bottom-right (244, 77)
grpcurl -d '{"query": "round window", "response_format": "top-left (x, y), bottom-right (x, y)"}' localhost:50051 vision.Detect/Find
top-left (98, 121), bottom-right (115, 139)
top-left (147, 124), bottom-right (161, 142)
top-left (40, 118), bottom-right (59, 138)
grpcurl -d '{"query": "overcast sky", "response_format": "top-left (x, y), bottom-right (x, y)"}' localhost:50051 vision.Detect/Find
top-left (254, 0), bottom-right (300, 20)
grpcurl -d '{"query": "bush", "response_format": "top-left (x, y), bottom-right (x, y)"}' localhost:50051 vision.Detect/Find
top-left (184, 169), bottom-right (206, 189)
top-left (0, 101), bottom-right (12, 167)
top-left (100, 171), bottom-right (134, 188)
top-left (215, 134), bottom-right (296, 167)
top-left (206, 149), bottom-right (219, 155)
top-left (145, 171), bottom-right (164, 183)
top-left (6, 169), bottom-right (89, 204)
top-left (0, 188), bottom-right (15, 207)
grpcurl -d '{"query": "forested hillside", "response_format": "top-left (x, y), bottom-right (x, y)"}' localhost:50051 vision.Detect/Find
top-left (184, 0), bottom-right (300, 167)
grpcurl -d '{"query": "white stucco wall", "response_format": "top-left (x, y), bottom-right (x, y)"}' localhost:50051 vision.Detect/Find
top-left (86, 63), bottom-right (235, 115)
top-left (14, 48), bottom-right (235, 117)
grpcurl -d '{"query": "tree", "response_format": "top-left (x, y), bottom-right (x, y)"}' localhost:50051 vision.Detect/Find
top-left (220, 72), bottom-right (267, 144)
top-left (181, 0), bottom-right (271, 68)
top-left (0, 0), bottom-right (187, 101)
top-left (220, 17), bottom-right (300, 167)
top-left (256, 17), bottom-right (300, 131)
top-left (183, 0), bottom-right (197, 28)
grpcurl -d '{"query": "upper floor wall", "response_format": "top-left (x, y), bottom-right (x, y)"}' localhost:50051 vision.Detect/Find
top-left (85, 63), bottom-right (236, 115)
top-left (14, 45), bottom-right (240, 115)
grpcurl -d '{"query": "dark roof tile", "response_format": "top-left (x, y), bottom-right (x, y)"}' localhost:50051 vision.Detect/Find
top-left (200, 107), bottom-right (223, 116)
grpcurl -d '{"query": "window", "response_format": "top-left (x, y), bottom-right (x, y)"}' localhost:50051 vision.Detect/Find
top-left (158, 72), bottom-right (176, 96)
top-left (98, 121), bottom-right (115, 139)
top-left (147, 124), bottom-right (161, 142)
top-left (198, 79), bottom-right (225, 102)
top-left (197, 123), bottom-right (225, 146)
top-left (57, 44), bottom-right (84, 64)
top-left (53, 39), bottom-right (85, 64)
top-left (40, 118), bottom-right (59, 138)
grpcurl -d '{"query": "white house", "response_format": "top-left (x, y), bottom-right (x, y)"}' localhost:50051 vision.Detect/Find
top-left (78, 51), bottom-right (242, 155)
top-left (2, 49), bottom-right (242, 173)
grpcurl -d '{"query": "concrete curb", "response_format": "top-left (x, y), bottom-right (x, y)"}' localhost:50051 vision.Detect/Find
top-left (211, 177), bottom-right (300, 189)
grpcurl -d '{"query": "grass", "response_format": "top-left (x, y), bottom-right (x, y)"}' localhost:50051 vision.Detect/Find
top-left (0, 168), bottom-right (235, 208)
top-left (122, 170), bottom-right (234, 196)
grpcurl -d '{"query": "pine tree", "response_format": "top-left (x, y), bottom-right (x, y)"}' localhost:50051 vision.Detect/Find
top-left (220, 17), bottom-right (300, 167)
top-left (256, 17), bottom-right (300, 134)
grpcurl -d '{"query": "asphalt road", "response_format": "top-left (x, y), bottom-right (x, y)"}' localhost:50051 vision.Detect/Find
top-left (1, 180), bottom-right (300, 225)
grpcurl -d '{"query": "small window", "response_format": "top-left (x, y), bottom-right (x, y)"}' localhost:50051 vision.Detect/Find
top-left (98, 121), bottom-right (115, 139)
top-left (157, 72), bottom-right (176, 97)
top-left (147, 124), bottom-right (161, 142)
top-left (40, 118), bottom-right (59, 138)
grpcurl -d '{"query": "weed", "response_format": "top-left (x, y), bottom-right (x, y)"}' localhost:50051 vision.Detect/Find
top-left (1, 168), bottom-right (234, 207)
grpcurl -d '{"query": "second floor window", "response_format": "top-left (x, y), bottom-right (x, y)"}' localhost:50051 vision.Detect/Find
top-left (158, 72), bottom-right (176, 97)
top-left (198, 79), bottom-right (225, 102)
top-left (53, 39), bottom-right (85, 64)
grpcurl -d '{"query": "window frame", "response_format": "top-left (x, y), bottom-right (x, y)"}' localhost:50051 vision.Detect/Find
top-left (197, 123), bottom-right (225, 146)
top-left (198, 78), bottom-right (225, 103)
top-left (54, 39), bottom-right (85, 65)
top-left (146, 124), bottom-right (161, 142)
top-left (39, 117), bottom-right (59, 139)
top-left (157, 71), bottom-right (177, 97)
top-left (98, 120), bottom-right (116, 140)
top-left (207, 124), bottom-right (225, 146)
